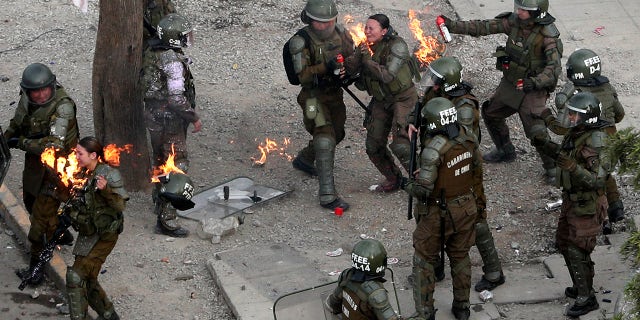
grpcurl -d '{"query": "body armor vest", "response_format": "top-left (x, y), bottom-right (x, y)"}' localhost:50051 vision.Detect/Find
top-left (363, 37), bottom-right (415, 101)
top-left (15, 86), bottom-right (74, 141)
top-left (501, 16), bottom-right (546, 84)
top-left (341, 282), bottom-right (376, 320)
top-left (303, 25), bottom-right (346, 89)
top-left (429, 136), bottom-right (476, 199)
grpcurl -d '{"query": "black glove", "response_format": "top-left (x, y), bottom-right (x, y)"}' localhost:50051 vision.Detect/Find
top-left (7, 137), bottom-right (19, 149)
top-left (326, 56), bottom-right (340, 73)
top-left (522, 78), bottom-right (536, 92)
top-left (399, 176), bottom-right (410, 190)
top-left (440, 15), bottom-right (453, 28)
top-left (557, 153), bottom-right (577, 172)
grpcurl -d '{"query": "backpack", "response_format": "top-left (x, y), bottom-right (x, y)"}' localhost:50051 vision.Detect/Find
top-left (283, 29), bottom-right (310, 85)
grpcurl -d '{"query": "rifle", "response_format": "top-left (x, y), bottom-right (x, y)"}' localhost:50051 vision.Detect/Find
top-left (341, 84), bottom-right (369, 114)
top-left (407, 98), bottom-right (423, 220)
top-left (18, 177), bottom-right (95, 290)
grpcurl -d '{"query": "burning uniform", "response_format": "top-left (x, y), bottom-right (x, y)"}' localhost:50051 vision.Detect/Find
top-left (66, 137), bottom-right (129, 320)
top-left (352, 14), bottom-right (420, 192)
top-left (6, 63), bottom-right (79, 286)
top-left (401, 98), bottom-right (482, 320)
top-left (441, 0), bottom-right (563, 184)
top-left (413, 56), bottom-right (504, 292)
top-left (287, 0), bottom-right (356, 211)
top-left (142, 13), bottom-right (200, 237)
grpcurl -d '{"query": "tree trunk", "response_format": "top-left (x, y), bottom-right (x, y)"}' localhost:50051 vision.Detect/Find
top-left (93, 0), bottom-right (151, 192)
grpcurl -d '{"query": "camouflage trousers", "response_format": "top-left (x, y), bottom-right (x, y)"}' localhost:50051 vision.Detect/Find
top-left (27, 194), bottom-right (61, 257)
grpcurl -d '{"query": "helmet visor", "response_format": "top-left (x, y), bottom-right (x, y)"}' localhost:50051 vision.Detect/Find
top-left (416, 67), bottom-right (444, 96)
top-left (514, 2), bottom-right (537, 11)
top-left (182, 31), bottom-right (194, 48)
top-left (558, 104), bottom-right (594, 128)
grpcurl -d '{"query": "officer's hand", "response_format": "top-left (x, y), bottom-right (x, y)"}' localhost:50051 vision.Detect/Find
top-left (359, 44), bottom-right (371, 61)
top-left (557, 153), bottom-right (577, 172)
top-left (326, 56), bottom-right (340, 72)
top-left (7, 137), bottom-right (19, 149)
top-left (408, 124), bottom-right (420, 140)
top-left (192, 119), bottom-right (202, 133)
top-left (440, 15), bottom-right (453, 28)
top-left (399, 176), bottom-right (410, 190)
top-left (522, 78), bottom-right (536, 92)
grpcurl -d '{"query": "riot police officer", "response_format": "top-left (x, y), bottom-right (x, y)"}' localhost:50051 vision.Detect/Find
top-left (142, 13), bottom-right (202, 237)
top-left (547, 49), bottom-right (625, 225)
top-left (411, 57), bottom-right (505, 292)
top-left (402, 98), bottom-right (482, 320)
top-left (352, 14), bottom-right (420, 192)
top-left (66, 137), bottom-right (129, 320)
top-left (286, 0), bottom-right (356, 211)
top-left (535, 92), bottom-right (610, 317)
top-left (441, 0), bottom-right (563, 184)
top-left (5, 63), bottom-right (80, 286)
top-left (324, 239), bottom-right (403, 319)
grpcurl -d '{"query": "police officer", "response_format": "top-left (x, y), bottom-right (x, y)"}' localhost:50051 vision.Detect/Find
top-left (287, 0), bottom-right (356, 211)
top-left (402, 98), bottom-right (482, 320)
top-left (66, 137), bottom-right (129, 320)
top-left (142, 13), bottom-right (202, 237)
top-left (5, 63), bottom-right (80, 286)
top-left (535, 92), bottom-right (609, 317)
top-left (352, 14), bottom-right (420, 192)
top-left (324, 239), bottom-right (404, 319)
top-left (410, 57), bottom-right (505, 291)
top-left (441, 0), bottom-right (563, 184)
top-left (544, 49), bottom-right (625, 226)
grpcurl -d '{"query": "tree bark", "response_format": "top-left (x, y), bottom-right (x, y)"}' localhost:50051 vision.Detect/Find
top-left (93, 0), bottom-right (151, 192)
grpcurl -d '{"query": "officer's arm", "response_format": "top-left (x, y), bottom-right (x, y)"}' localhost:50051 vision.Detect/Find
top-left (367, 285), bottom-right (399, 320)
top-left (529, 30), bottom-right (563, 90)
top-left (404, 138), bottom-right (441, 199)
top-left (162, 56), bottom-right (200, 123)
top-left (610, 89), bottom-right (625, 123)
top-left (99, 168), bottom-right (130, 212)
top-left (20, 101), bottom-right (77, 155)
top-left (569, 136), bottom-right (609, 190)
top-left (361, 40), bottom-right (410, 83)
top-left (446, 16), bottom-right (508, 37)
top-left (289, 35), bottom-right (327, 86)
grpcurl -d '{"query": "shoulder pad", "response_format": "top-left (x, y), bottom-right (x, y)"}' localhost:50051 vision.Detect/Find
top-left (337, 269), bottom-right (350, 287)
top-left (590, 130), bottom-right (607, 148)
top-left (426, 135), bottom-right (448, 151)
top-left (390, 40), bottom-right (410, 58)
top-left (495, 11), bottom-right (511, 19)
top-left (536, 13), bottom-right (556, 25)
top-left (424, 135), bottom-right (451, 160)
top-left (360, 280), bottom-right (385, 295)
top-left (56, 100), bottom-right (76, 118)
top-left (541, 23), bottom-right (560, 37)
top-left (288, 35), bottom-right (306, 54)
top-left (457, 104), bottom-right (475, 125)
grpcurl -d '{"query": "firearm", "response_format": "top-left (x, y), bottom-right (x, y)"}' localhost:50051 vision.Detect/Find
top-left (18, 178), bottom-right (95, 290)
top-left (407, 98), bottom-right (424, 220)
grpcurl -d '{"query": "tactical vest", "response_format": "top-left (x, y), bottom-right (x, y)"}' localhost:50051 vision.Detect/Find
top-left (80, 163), bottom-right (127, 235)
top-left (426, 135), bottom-right (476, 199)
top-left (15, 86), bottom-right (74, 140)
top-left (499, 15), bottom-right (547, 85)
top-left (142, 47), bottom-right (196, 109)
top-left (303, 25), bottom-right (347, 89)
top-left (341, 281), bottom-right (379, 320)
top-left (362, 37), bottom-right (416, 101)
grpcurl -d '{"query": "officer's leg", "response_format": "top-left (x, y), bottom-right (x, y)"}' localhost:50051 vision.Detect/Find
top-left (293, 91), bottom-right (318, 176)
top-left (315, 134), bottom-right (349, 211)
top-left (389, 94), bottom-right (416, 173)
top-left (87, 279), bottom-right (119, 320)
top-left (522, 91), bottom-right (556, 182)
top-left (565, 245), bottom-right (599, 317)
top-left (366, 102), bottom-right (401, 192)
top-left (449, 254), bottom-right (472, 320)
top-left (66, 267), bottom-right (89, 320)
top-left (154, 145), bottom-right (190, 237)
top-left (474, 221), bottom-right (505, 291)
top-left (19, 194), bottom-right (59, 286)
top-left (481, 99), bottom-right (516, 163)
top-left (411, 254), bottom-right (437, 320)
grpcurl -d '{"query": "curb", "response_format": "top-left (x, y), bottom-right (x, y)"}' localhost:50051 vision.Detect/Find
top-left (0, 184), bottom-right (68, 291)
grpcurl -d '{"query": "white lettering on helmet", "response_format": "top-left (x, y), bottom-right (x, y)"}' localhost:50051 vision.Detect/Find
top-left (582, 56), bottom-right (601, 67)
top-left (439, 107), bottom-right (458, 126)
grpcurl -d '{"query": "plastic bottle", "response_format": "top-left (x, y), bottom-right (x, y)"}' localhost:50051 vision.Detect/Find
top-left (436, 16), bottom-right (452, 43)
top-left (334, 54), bottom-right (344, 75)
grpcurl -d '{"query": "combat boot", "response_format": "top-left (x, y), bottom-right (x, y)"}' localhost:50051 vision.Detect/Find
top-left (59, 229), bottom-right (75, 246)
top-left (321, 197), bottom-right (350, 212)
top-left (292, 155), bottom-right (317, 176)
top-left (474, 221), bottom-right (504, 291)
top-left (452, 306), bottom-right (470, 320)
top-left (607, 200), bottom-right (625, 223)
top-left (155, 201), bottom-right (189, 237)
top-left (155, 219), bottom-right (189, 237)
top-left (15, 257), bottom-right (45, 286)
top-left (474, 273), bottom-right (505, 292)
top-left (482, 144), bottom-right (516, 163)
top-left (566, 296), bottom-right (599, 317)
top-left (374, 174), bottom-right (401, 193)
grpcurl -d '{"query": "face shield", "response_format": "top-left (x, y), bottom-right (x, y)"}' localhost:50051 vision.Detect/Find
top-left (558, 105), bottom-right (597, 129)
top-left (181, 30), bottom-right (194, 48)
top-left (415, 66), bottom-right (444, 97)
top-left (514, 1), bottom-right (537, 12)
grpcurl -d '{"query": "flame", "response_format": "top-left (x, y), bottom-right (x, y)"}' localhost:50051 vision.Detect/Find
top-left (104, 144), bottom-right (133, 167)
top-left (343, 15), bottom-right (373, 56)
top-left (252, 137), bottom-right (292, 165)
top-left (408, 9), bottom-right (446, 68)
top-left (40, 147), bottom-right (83, 188)
top-left (151, 144), bottom-right (185, 182)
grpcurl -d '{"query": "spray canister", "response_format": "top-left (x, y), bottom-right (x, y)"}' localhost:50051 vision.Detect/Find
top-left (436, 16), bottom-right (452, 43)
top-left (333, 54), bottom-right (344, 75)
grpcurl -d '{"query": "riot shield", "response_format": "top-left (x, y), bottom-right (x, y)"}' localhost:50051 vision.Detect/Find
top-left (0, 126), bottom-right (12, 186)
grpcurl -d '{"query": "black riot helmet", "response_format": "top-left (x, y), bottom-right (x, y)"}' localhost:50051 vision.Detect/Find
top-left (566, 48), bottom-right (601, 83)
top-left (514, 0), bottom-right (549, 19)
top-left (351, 239), bottom-right (387, 278)
top-left (558, 92), bottom-right (601, 129)
top-left (421, 97), bottom-right (458, 135)
top-left (157, 13), bottom-right (194, 48)
top-left (20, 63), bottom-right (57, 105)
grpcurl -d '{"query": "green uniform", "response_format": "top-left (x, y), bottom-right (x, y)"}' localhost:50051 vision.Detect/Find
top-left (447, 12), bottom-right (563, 173)
top-left (67, 163), bottom-right (128, 320)
top-left (288, 24), bottom-right (355, 206)
top-left (4, 85), bottom-right (79, 257)
top-left (355, 32), bottom-right (419, 184)
top-left (403, 129), bottom-right (481, 317)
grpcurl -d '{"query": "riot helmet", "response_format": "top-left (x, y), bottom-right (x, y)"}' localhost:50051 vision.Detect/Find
top-left (566, 49), bottom-right (601, 82)
top-left (351, 239), bottom-right (387, 278)
top-left (300, 0), bottom-right (338, 23)
top-left (558, 92), bottom-right (601, 128)
top-left (20, 63), bottom-right (57, 105)
top-left (514, 0), bottom-right (549, 19)
top-left (420, 56), bottom-right (463, 94)
top-left (421, 97), bottom-right (458, 134)
top-left (157, 13), bottom-right (194, 48)
top-left (158, 171), bottom-right (196, 210)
